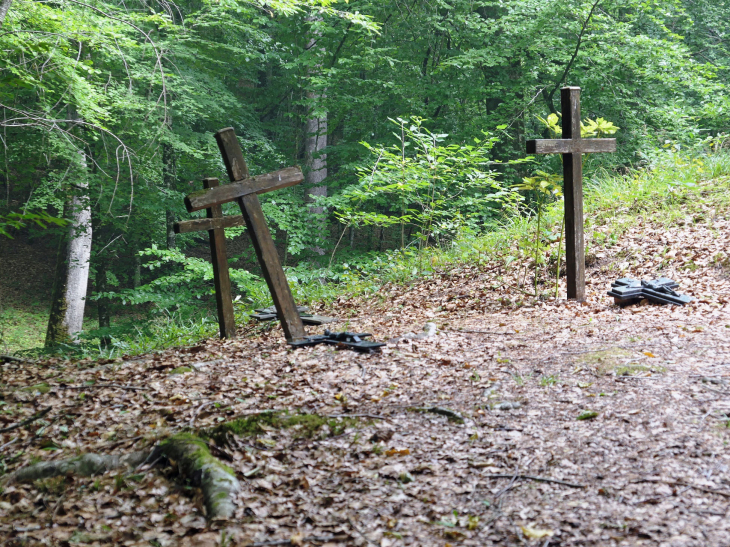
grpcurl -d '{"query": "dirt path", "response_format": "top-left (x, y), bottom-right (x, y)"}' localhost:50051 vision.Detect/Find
top-left (1, 216), bottom-right (729, 546)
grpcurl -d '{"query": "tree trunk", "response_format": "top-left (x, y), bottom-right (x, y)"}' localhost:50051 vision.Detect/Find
top-left (96, 255), bottom-right (110, 347)
top-left (46, 152), bottom-right (92, 345)
top-left (163, 140), bottom-right (176, 250)
top-left (133, 248), bottom-right (141, 288)
top-left (304, 18), bottom-right (327, 255)
top-left (0, 0), bottom-right (13, 26)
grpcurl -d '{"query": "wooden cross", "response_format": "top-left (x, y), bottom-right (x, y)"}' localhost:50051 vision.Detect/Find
top-left (174, 178), bottom-right (243, 339)
top-left (526, 87), bottom-right (616, 301)
top-left (183, 127), bottom-right (307, 342)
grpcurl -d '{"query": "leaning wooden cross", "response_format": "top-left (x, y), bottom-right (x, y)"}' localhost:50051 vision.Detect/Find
top-left (176, 127), bottom-right (306, 342)
top-left (526, 87), bottom-right (616, 301)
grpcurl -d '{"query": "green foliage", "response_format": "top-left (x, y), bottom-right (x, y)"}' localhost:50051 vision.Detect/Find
top-left (334, 117), bottom-right (520, 253)
top-left (0, 211), bottom-right (66, 238)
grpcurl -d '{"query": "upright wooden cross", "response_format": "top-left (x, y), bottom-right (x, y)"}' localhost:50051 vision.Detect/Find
top-left (174, 178), bottom-right (243, 339)
top-left (526, 87), bottom-right (616, 301)
top-left (181, 127), bottom-right (307, 342)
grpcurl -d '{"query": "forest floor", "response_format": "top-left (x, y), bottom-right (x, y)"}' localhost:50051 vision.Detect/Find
top-left (1, 208), bottom-right (730, 546)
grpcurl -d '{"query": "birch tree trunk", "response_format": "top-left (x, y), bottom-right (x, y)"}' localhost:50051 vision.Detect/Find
top-left (46, 150), bottom-right (92, 345)
top-left (304, 18), bottom-right (327, 255)
top-left (0, 0), bottom-right (14, 26)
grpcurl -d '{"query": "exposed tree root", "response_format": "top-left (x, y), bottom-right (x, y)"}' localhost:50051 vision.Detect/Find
top-left (3, 433), bottom-right (240, 521)
top-left (4, 450), bottom-right (152, 484)
top-left (160, 433), bottom-right (240, 520)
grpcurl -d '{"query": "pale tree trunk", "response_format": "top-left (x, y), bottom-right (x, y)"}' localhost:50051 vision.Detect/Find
top-left (46, 150), bottom-right (92, 345)
top-left (0, 0), bottom-right (14, 26)
top-left (304, 18), bottom-right (327, 255)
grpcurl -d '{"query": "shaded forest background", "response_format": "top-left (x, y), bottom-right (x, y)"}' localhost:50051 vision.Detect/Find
top-left (1, 0), bottom-right (730, 354)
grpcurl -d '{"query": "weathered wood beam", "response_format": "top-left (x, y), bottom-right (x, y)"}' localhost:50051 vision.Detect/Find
top-left (173, 215), bottom-right (245, 234)
top-left (184, 167), bottom-right (303, 212)
top-left (526, 138), bottom-right (616, 155)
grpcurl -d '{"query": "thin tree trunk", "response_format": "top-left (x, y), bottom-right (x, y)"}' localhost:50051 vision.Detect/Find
top-left (46, 150), bottom-right (92, 345)
top-left (133, 249), bottom-right (141, 288)
top-left (304, 18), bottom-right (327, 255)
top-left (96, 255), bottom-right (110, 347)
top-left (0, 0), bottom-right (13, 26)
top-left (163, 140), bottom-right (176, 250)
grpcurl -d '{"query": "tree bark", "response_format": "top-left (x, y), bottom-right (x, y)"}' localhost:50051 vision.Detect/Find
top-left (96, 254), bottom-right (110, 347)
top-left (133, 248), bottom-right (141, 288)
top-left (46, 149), bottom-right (92, 346)
top-left (0, 0), bottom-right (13, 26)
top-left (304, 18), bottom-right (328, 255)
top-left (163, 140), bottom-right (176, 250)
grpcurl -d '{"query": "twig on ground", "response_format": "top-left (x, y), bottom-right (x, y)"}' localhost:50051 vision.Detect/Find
top-left (57, 383), bottom-right (149, 391)
top-left (103, 435), bottom-right (145, 450)
top-left (328, 413), bottom-right (390, 421)
top-left (252, 535), bottom-right (349, 546)
top-left (357, 362), bottom-right (367, 379)
top-left (50, 493), bottom-right (66, 524)
top-left (348, 517), bottom-right (376, 546)
top-left (410, 406), bottom-right (465, 424)
top-left (0, 437), bottom-right (18, 451)
top-left (190, 401), bottom-right (215, 428)
top-left (633, 478), bottom-right (730, 498)
top-left (0, 355), bottom-right (31, 364)
top-left (450, 329), bottom-right (514, 335)
top-left (484, 473), bottom-right (585, 489)
top-left (0, 407), bottom-right (51, 434)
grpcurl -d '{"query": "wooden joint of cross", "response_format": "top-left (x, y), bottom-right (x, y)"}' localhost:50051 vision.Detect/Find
top-left (174, 128), bottom-right (306, 342)
top-left (526, 87), bottom-right (616, 302)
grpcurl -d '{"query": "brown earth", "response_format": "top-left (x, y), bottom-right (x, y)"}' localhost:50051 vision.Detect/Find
top-left (0, 214), bottom-right (729, 547)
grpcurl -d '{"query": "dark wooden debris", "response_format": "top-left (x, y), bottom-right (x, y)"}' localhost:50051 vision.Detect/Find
top-left (526, 86), bottom-right (617, 301)
top-left (250, 305), bottom-right (336, 326)
top-left (608, 277), bottom-right (693, 306)
top-left (289, 330), bottom-right (386, 353)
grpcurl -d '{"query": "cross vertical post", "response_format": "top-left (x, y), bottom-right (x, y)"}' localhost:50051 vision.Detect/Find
top-left (562, 87), bottom-right (585, 301)
top-left (214, 128), bottom-right (307, 343)
top-left (203, 177), bottom-right (237, 339)
top-left (526, 86), bottom-right (616, 302)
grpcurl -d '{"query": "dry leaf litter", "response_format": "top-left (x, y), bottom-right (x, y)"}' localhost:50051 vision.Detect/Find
top-left (1, 212), bottom-right (729, 547)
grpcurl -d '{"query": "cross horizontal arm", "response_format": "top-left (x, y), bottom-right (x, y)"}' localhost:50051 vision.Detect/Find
top-left (526, 138), bottom-right (617, 155)
top-left (173, 215), bottom-right (245, 234)
top-left (184, 167), bottom-right (304, 212)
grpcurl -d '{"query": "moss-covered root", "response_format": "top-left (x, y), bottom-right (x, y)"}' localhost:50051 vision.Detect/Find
top-left (4, 450), bottom-right (152, 484)
top-left (161, 433), bottom-right (240, 520)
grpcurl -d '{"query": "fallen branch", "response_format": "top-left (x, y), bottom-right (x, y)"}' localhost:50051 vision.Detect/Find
top-left (633, 478), bottom-right (730, 498)
top-left (57, 383), bottom-right (149, 391)
top-left (483, 473), bottom-right (585, 489)
top-left (0, 437), bottom-right (18, 451)
top-left (410, 406), bottom-right (464, 424)
top-left (328, 413), bottom-right (390, 421)
top-left (0, 354), bottom-right (31, 363)
top-left (0, 407), bottom-right (51, 434)
top-left (450, 330), bottom-right (514, 335)
top-left (252, 535), bottom-right (349, 547)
